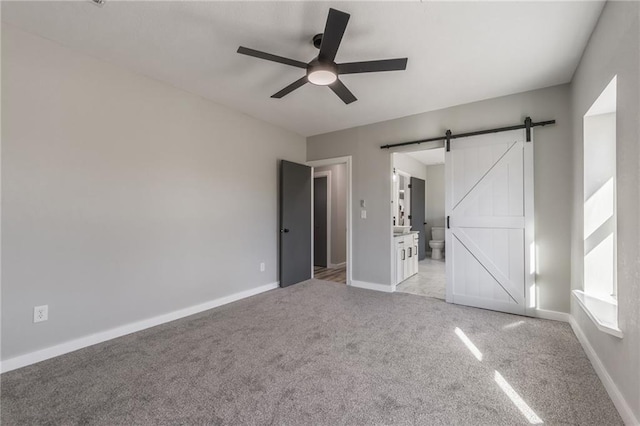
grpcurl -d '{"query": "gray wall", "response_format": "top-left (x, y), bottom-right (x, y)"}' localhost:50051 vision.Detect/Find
top-left (569, 1), bottom-right (640, 420)
top-left (308, 84), bottom-right (572, 311)
top-left (315, 164), bottom-right (347, 266)
top-left (392, 153), bottom-right (427, 180)
top-left (1, 26), bottom-right (306, 360)
top-left (425, 165), bottom-right (445, 244)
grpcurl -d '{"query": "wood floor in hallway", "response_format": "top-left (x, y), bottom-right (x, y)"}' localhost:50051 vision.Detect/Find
top-left (314, 265), bottom-right (346, 284)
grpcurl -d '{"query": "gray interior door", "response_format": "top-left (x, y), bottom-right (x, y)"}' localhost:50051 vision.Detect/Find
top-left (410, 177), bottom-right (426, 260)
top-left (314, 176), bottom-right (328, 267)
top-left (280, 160), bottom-right (312, 287)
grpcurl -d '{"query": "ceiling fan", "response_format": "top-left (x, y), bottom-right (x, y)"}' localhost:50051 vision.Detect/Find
top-left (237, 8), bottom-right (408, 105)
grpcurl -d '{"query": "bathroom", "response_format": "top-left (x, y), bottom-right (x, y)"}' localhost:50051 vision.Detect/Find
top-left (392, 149), bottom-right (445, 299)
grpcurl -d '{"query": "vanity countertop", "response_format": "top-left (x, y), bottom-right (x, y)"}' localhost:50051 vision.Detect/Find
top-left (394, 231), bottom-right (419, 238)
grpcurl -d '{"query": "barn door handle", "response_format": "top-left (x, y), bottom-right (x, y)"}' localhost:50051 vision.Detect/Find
top-left (280, 228), bottom-right (290, 233)
top-left (447, 216), bottom-right (450, 229)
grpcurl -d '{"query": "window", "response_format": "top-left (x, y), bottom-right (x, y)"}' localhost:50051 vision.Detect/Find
top-left (574, 76), bottom-right (622, 337)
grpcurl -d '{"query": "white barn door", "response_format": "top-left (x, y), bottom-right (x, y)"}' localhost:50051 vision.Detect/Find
top-left (445, 130), bottom-right (534, 316)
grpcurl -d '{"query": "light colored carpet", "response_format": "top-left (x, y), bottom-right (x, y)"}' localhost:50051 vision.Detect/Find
top-left (396, 257), bottom-right (446, 299)
top-left (1, 280), bottom-right (621, 425)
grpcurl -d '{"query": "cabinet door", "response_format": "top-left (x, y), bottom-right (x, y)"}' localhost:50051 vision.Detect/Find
top-left (396, 246), bottom-right (406, 284)
top-left (404, 245), bottom-right (411, 278)
top-left (413, 236), bottom-right (419, 275)
top-left (404, 235), bottom-right (415, 277)
top-left (413, 246), bottom-right (417, 276)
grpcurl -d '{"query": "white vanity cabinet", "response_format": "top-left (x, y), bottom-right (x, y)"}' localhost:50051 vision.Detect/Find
top-left (395, 241), bottom-right (405, 285)
top-left (394, 232), bottom-right (419, 285)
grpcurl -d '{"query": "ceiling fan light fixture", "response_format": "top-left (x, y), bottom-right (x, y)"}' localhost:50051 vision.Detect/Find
top-left (307, 69), bottom-right (337, 86)
top-left (307, 59), bottom-right (338, 86)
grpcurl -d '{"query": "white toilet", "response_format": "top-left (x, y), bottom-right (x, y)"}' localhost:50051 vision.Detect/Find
top-left (429, 227), bottom-right (445, 260)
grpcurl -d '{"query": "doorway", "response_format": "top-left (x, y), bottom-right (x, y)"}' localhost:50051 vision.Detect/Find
top-left (313, 174), bottom-right (329, 268)
top-left (392, 150), bottom-right (446, 300)
top-left (308, 157), bottom-right (352, 285)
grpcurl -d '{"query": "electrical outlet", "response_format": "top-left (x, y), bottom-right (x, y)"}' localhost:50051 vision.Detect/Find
top-left (34, 305), bottom-right (48, 323)
top-left (260, 262), bottom-right (266, 272)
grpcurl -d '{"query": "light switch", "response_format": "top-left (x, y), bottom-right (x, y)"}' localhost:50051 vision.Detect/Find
top-left (361, 210), bottom-right (367, 219)
top-left (360, 200), bottom-right (366, 208)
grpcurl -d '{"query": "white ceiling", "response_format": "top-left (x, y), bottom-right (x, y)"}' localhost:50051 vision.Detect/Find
top-left (2, 1), bottom-right (604, 137)
top-left (406, 148), bottom-right (445, 166)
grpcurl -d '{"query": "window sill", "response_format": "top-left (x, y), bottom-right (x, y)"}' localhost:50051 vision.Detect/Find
top-left (573, 290), bottom-right (623, 338)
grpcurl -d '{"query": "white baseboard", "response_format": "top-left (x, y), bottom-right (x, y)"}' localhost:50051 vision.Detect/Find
top-left (569, 316), bottom-right (639, 425)
top-left (328, 262), bottom-right (346, 269)
top-left (1, 282), bottom-right (279, 374)
top-left (350, 280), bottom-right (394, 293)
top-left (535, 308), bottom-right (572, 323)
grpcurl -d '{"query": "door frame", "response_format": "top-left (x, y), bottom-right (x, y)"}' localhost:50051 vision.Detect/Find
top-left (307, 156), bottom-right (353, 286)
top-left (313, 171), bottom-right (332, 268)
top-left (389, 143), bottom-right (443, 292)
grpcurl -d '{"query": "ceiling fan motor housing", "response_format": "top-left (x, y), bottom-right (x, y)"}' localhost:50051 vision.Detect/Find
top-left (312, 33), bottom-right (323, 49)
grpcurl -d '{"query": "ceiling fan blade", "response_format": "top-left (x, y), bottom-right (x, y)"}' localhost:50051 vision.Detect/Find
top-left (329, 79), bottom-right (357, 104)
top-left (338, 58), bottom-right (408, 75)
top-left (318, 8), bottom-right (350, 63)
top-left (271, 76), bottom-right (308, 98)
top-left (237, 46), bottom-right (307, 69)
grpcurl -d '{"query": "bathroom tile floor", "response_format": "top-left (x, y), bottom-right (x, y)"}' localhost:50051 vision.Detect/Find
top-left (396, 257), bottom-right (446, 299)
